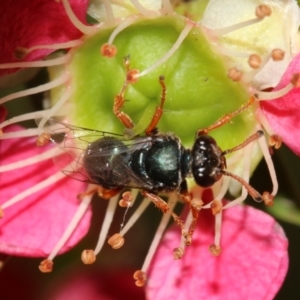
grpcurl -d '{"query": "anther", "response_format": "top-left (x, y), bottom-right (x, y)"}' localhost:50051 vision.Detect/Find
top-left (191, 198), bottom-right (203, 211)
top-left (255, 5), bottom-right (271, 18)
top-left (211, 200), bottom-right (223, 215)
top-left (290, 73), bottom-right (300, 88)
top-left (39, 259), bottom-right (54, 273)
top-left (209, 244), bottom-right (222, 256)
top-left (36, 133), bottom-right (51, 146)
top-left (0, 207), bottom-right (3, 218)
top-left (81, 249), bottom-right (96, 264)
top-left (133, 270), bottom-right (147, 287)
top-left (108, 233), bottom-right (124, 249)
top-left (248, 54), bottom-right (261, 69)
top-left (173, 247), bottom-right (184, 260)
top-left (269, 135), bottom-right (282, 149)
top-left (119, 191), bottom-right (134, 207)
top-left (228, 68), bottom-right (243, 82)
top-left (262, 192), bottom-right (274, 206)
top-left (271, 49), bottom-right (285, 61)
top-left (127, 69), bottom-right (139, 83)
top-left (100, 43), bottom-right (117, 58)
top-left (14, 47), bottom-right (29, 60)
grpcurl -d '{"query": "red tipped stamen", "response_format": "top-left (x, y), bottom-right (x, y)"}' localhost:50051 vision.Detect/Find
top-left (81, 249), bottom-right (96, 264)
top-left (255, 5), bottom-right (272, 18)
top-left (209, 244), bottom-right (222, 256)
top-left (101, 43), bottom-right (117, 58)
top-left (133, 270), bottom-right (147, 287)
top-left (39, 259), bottom-right (54, 273)
top-left (108, 233), bottom-right (125, 249)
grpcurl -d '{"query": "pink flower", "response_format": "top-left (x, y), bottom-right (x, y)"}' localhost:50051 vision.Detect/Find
top-left (0, 125), bottom-right (91, 257)
top-left (147, 191), bottom-right (288, 300)
top-left (0, 1), bottom-right (293, 298)
top-left (259, 53), bottom-right (300, 156)
top-left (0, 0), bottom-right (89, 76)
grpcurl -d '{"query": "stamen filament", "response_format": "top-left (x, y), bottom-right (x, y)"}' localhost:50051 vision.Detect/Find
top-left (61, 0), bottom-right (98, 35)
top-left (0, 73), bottom-right (69, 105)
top-left (161, 0), bottom-right (174, 15)
top-left (137, 21), bottom-right (194, 78)
top-left (20, 40), bottom-right (83, 55)
top-left (0, 54), bottom-right (70, 69)
top-left (256, 83), bottom-right (294, 100)
top-left (120, 196), bottom-right (151, 236)
top-left (0, 108), bottom-right (67, 129)
top-left (94, 194), bottom-right (119, 255)
top-left (257, 129), bottom-right (278, 196)
top-left (130, 0), bottom-right (158, 17)
top-left (101, 0), bottom-right (115, 27)
top-left (1, 170), bottom-right (66, 210)
top-left (210, 17), bottom-right (263, 36)
top-left (37, 84), bottom-right (72, 131)
top-left (141, 194), bottom-right (177, 272)
top-left (1, 128), bottom-right (42, 139)
top-left (0, 147), bottom-right (60, 172)
top-left (108, 15), bottom-right (139, 45)
top-left (223, 144), bottom-right (252, 209)
top-left (179, 208), bottom-right (194, 251)
top-left (243, 54), bottom-right (271, 83)
top-left (48, 188), bottom-right (93, 261)
top-left (214, 209), bottom-right (222, 247)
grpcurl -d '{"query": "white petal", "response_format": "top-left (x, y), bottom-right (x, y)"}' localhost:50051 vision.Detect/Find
top-left (201, 0), bottom-right (300, 89)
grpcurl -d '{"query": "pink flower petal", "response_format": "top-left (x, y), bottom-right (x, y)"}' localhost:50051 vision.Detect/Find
top-left (0, 0), bottom-right (89, 76)
top-left (0, 125), bottom-right (91, 257)
top-left (147, 205), bottom-right (288, 300)
top-left (260, 53), bottom-right (300, 155)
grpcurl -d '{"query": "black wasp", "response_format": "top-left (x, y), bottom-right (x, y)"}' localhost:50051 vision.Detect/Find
top-left (42, 57), bottom-right (269, 246)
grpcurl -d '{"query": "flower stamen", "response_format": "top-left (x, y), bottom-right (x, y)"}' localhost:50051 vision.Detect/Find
top-left (108, 233), bottom-right (125, 249)
top-left (14, 40), bottom-right (83, 60)
top-left (0, 54), bottom-right (71, 70)
top-left (137, 20), bottom-right (194, 78)
top-left (40, 186), bottom-right (93, 270)
top-left (257, 128), bottom-right (278, 198)
top-left (0, 170), bottom-right (66, 211)
top-left (130, 194), bottom-right (177, 286)
top-left (81, 249), bottom-right (96, 264)
top-left (133, 270), bottom-right (147, 287)
top-left (60, 0), bottom-right (99, 35)
top-left (101, 0), bottom-right (116, 27)
top-left (160, 0), bottom-right (174, 15)
top-left (109, 16), bottom-right (137, 44)
top-left (39, 259), bottom-right (54, 273)
top-left (0, 147), bottom-right (59, 172)
top-left (92, 194), bottom-right (119, 255)
top-left (209, 5), bottom-right (271, 37)
top-left (130, 0), bottom-right (159, 18)
top-left (0, 72), bottom-right (69, 105)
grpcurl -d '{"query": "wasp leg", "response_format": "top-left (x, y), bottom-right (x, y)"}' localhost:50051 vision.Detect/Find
top-left (78, 186), bottom-right (122, 200)
top-left (113, 56), bottom-right (138, 129)
top-left (196, 96), bottom-right (256, 136)
top-left (178, 180), bottom-right (202, 246)
top-left (141, 190), bottom-right (187, 239)
top-left (145, 76), bottom-right (167, 135)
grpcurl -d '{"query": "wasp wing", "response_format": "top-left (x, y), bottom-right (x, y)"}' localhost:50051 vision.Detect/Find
top-left (38, 119), bottom-right (154, 189)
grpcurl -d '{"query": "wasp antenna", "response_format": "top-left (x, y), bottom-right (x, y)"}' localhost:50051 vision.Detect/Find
top-left (220, 169), bottom-right (262, 202)
top-left (222, 130), bottom-right (263, 156)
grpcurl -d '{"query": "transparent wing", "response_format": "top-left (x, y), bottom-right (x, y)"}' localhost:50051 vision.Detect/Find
top-left (38, 118), bottom-right (153, 188)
